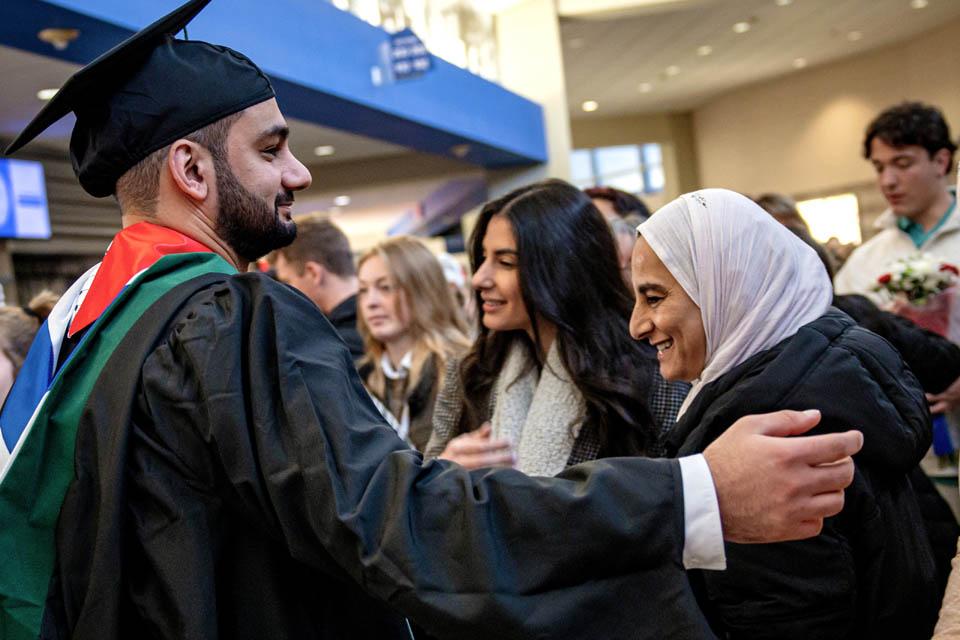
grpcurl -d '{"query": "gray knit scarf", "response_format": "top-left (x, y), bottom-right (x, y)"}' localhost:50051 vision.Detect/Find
top-left (491, 342), bottom-right (585, 476)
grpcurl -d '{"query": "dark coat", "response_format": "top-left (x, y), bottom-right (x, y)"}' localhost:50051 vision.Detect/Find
top-left (666, 309), bottom-right (939, 639)
top-left (359, 354), bottom-right (440, 451)
top-left (327, 294), bottom-right (364, 361)
top-left (834, 293), bottom-right (960, 393)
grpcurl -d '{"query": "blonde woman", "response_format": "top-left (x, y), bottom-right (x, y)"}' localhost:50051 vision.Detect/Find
top-left (357, 237), bottom-right (471, 451)
top-left (0, 290), bottom-right (58, 406)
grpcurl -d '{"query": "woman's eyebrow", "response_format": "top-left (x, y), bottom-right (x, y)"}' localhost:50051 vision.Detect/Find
top-left (635, 283), bottom-right (668, 295)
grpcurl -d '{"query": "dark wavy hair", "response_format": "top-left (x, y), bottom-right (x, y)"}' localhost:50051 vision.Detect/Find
top-left (584, 186), bottom-right (651, 221)
top-left (863, 102), bottom-right (957, 168)
top-left (460, 179), bottom-right (656, 456)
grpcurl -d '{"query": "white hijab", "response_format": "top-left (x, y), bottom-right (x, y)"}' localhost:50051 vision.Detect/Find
top-left (638, 189), bottom-right (833, 416)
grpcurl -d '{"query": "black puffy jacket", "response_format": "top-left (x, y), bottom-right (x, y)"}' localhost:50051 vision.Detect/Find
top-left (666, 309), bottom-right (939, 639)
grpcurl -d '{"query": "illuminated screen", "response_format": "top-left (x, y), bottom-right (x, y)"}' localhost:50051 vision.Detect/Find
top-left (0, 159), bottom-right (51, 239)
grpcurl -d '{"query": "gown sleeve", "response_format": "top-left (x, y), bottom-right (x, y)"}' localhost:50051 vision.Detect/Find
top-left (138, 274), bottom-right (713, 640)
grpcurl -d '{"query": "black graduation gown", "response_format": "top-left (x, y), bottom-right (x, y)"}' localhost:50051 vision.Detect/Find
top-left (41, 272), bottom-right (713, 640)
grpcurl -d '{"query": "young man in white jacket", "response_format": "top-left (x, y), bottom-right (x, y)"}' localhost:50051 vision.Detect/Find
top-left (835, 102), bottom-right (958, 301)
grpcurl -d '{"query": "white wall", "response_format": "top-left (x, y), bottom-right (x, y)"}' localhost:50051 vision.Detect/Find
top-left (693, 16), bottom-right (960, 197)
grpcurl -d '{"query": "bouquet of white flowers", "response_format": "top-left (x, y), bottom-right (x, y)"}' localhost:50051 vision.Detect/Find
top-left (873, 253), bottom-right (959, 341)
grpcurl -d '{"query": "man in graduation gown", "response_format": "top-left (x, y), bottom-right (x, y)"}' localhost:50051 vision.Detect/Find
top-left (0, 2), bottom-right (863, 639)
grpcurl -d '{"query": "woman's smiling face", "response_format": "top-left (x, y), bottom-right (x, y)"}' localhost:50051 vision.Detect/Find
top-left (629, 237), bottom-right (707, 382)
top-left (471, 215), bottom-right (532, 335)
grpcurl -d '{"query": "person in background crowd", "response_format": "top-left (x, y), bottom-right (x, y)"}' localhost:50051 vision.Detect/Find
top-left (633, 188), bottom-right (939, 638)
top-left (272, 214), bottom-right (364, 360)
top-left (609, 215), bottom-right (643, 290)
top-left (426, 179), bottom-right (690, 471)
top-left (587, 186), bottom-right (653, 291)
top-left (585, 185), bottom-right (651, 227)
top-left (0, 290), bottom-right (58, 406)
top-left (436, 251), bottom-right (477, 330)
top-left (356, 237), bottom-right (471, 451)
top-left (835, 102), bottom-right (958, 301)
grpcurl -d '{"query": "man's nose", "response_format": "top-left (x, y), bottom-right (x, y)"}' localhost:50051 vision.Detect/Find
top-left (284, 152), bottom-right (312, 192)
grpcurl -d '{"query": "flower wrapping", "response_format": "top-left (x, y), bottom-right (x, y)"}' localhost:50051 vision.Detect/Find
top-left (874, 254), bottom-right (960, 342)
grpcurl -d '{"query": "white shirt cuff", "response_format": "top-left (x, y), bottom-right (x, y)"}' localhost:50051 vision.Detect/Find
top-left (678, 454), bottom-right (726, 571)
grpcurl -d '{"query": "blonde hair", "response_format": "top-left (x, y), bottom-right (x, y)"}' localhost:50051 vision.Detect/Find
top-left (0, 289), bottom-right (59, 375)
top-left (357, 237), bottom-right (470, 400)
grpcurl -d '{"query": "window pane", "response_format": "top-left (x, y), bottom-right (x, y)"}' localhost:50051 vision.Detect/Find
top-left (571, 149), bottom-right (594, 185)
top-left (594, 145), bottom-right (641, 177)
top-left (641, 143), bottom-right (662, 166)
top-left (645, 165), bottom-right (665, 193)
top-left (604, 171), bottom-right (645, 194)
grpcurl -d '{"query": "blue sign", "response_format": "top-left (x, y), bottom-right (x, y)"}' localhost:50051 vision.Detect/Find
top-left (0, 159), bottom-right (51, 239)
top-left (389, 28), bottom-right (432, 81)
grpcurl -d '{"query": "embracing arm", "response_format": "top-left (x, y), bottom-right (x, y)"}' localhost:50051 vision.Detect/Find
top-left (141, 277), bottom-right (859, 639)
top-left (141, 278), bottom-right (712, 639)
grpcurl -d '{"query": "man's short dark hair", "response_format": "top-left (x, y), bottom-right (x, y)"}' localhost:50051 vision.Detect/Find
top-left (115, 112), bottom-right (242, 215)
top-left (863, 101), bottom-right (957, 167)
top-left (583, 186), bottom-right (651, 221)
top-left (276, 215), bottom-right (356, 277)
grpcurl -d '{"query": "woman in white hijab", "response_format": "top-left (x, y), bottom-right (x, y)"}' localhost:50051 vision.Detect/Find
top-left (631, 189), bottom-right (938, 639)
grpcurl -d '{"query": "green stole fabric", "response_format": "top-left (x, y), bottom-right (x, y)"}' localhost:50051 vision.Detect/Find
top-left (0, 253), bottom-right (235, 640)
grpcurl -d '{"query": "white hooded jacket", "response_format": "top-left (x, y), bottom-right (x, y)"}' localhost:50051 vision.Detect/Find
top-left (835, 187), bottom-right (960, 303)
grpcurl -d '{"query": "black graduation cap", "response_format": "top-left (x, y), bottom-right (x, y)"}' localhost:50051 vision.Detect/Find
top-left (4, 0), bottom-right (275, 198)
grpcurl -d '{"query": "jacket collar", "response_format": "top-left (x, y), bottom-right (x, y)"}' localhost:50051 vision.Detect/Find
top-left (873, 186), bottom-right (959, 242)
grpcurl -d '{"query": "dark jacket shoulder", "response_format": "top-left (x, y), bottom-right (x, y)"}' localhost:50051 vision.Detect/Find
top-left (669, 309), bottom-right (938, 639)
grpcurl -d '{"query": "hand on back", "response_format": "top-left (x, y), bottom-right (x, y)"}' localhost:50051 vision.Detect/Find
top-left (704, 409), bottom-right (862, 543)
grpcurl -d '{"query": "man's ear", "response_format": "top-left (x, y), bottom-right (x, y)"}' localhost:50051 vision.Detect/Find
top-left (304, 260), bottom-right (326, 287)
top-left (932, 148), bottom-right (952, 178)
top-left (167, 140), bottom-right (214, 202)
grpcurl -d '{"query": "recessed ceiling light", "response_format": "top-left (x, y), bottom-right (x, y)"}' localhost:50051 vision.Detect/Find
top-left (581, 100), bottom-right (599, 112)
top-left (911, 0), bottom-right (928, 8)
top-left (314, 145), bottom-right (335, 157)
top-left (733, 21), bottom-right (752, 34)
top-left (333, 195), bottom-right (351, 207)
top-left (793, 57), bottom-right (807, 69)
top-left (638, 82), bottom-right (653, 93)
top-left (36, 88), bottom-right (59, 101)
top-left (37, 28), bottom-right (80, 50)
top-left (697, 45), bottom-right (713, 56)
top-left (450, 143), bottom-right (472, 158)
top-left (847, 30), bottom-right (863, 41)
top-left (775, 0), bottom-right (793, 6)
top-left (568, 38), bottom-right (585, 49)
top-left (665, 65), bottom-right (681, 77)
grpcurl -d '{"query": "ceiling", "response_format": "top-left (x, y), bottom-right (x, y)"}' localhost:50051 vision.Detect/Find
top-left (561, 0), bottom-right (960, 117)
top-left (0, 44), bottom-right (410, 166)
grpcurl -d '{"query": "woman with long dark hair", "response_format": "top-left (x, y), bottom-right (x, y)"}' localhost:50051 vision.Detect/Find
top-left (425, 179), bottom-right (687, 472)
